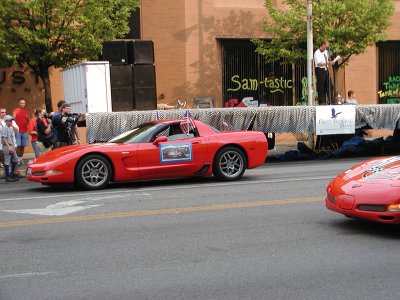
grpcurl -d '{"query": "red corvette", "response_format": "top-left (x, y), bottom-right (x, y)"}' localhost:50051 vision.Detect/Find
top-left (326, 156), bottom-right (400, 224)
top-left (26, 119), bottom-right (268, 189)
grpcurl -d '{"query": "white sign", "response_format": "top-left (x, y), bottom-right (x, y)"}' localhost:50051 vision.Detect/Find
top-left (316, 105), bottom-right (356, 135)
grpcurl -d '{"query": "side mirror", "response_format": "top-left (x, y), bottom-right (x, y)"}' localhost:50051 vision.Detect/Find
top-left (152, 135), bottom-right (168, 145)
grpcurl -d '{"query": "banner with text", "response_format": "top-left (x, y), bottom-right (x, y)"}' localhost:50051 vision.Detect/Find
top-left (316, 105), bottom-right (356, 135)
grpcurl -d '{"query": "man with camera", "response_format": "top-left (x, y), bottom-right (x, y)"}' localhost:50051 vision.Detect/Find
top-left (51, 103), bottom-right (80, 147)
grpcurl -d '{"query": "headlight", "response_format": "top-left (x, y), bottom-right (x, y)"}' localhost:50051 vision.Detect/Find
top-left (46, 170), bottom-right (63, 176)
top-left (387, 204), bottom-right (400, 212)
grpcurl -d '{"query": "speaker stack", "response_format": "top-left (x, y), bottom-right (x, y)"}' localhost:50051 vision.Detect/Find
top-left (103, 40), bottom-right (156, 111)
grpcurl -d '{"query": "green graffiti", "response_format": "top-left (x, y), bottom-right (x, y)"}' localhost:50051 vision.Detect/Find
top-left (379, 75), bottom-right (400, 99)
top-left (227, 75), bottom-right (292, 93)
top-left (227, 75), bottom-right (241, 92)
top-left (378, 88), bottom-right (400, 98)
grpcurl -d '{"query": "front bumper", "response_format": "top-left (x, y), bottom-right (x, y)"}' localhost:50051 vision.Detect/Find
top-left (326, 197), bottom-right (400, 224)
top-left (26, 166), bottom-right (74, 184)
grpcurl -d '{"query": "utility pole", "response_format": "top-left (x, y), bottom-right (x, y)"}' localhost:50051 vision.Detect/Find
top-left (306, 0), bottom-right (313, 106)
top-left (306, 0), bottom-right (314, 147)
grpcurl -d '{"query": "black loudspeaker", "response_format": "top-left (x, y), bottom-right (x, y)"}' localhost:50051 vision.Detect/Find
top-left (110, 65), bottom-right (133, 88)
top-left (132, 40), bottom-right (154, 64)
top-left (133, 65), bottom-right (156, 88)
top-left (103, 40), bottom-right (154, 65)
top-left (132, 65), bottom-right (156, 110)
top-left (110, 65), bottom-right (156, 111)
top-left (134, 87), bottom-right (157, 110)
top-left (110, 65), bottom-right (134, 111)
top-left (103, 40), bottom-right (133, 65)
top-left (111, 87), bottom-right (135, 111)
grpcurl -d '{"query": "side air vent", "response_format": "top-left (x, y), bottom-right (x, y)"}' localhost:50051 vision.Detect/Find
top-left (358, 205), bottom-right (386, 212)
top-left (327, 194), bottom-right (336, 204)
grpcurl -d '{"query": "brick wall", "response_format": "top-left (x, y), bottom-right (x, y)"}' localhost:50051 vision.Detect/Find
top-left (0, 67), bottom-right (64, 114)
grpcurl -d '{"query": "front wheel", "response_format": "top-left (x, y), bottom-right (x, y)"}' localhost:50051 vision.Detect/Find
top-left (213, 147), bottom-right (246, 181)
top-left (76, 155), bottom-right (112, 190)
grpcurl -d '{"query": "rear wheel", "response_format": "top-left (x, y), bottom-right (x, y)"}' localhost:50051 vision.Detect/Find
top-left (213, 146), bottom-right (246, 181)
top-left (76, 155), bottom-right (112, 190)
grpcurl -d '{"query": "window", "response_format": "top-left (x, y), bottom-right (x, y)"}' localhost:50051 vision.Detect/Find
top-left (221, 39), bottom-right (306, 106)
top-left (377, 41), bottom-right (400, 104)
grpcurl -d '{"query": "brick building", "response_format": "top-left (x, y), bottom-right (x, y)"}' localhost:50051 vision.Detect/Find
top-left (0, 0), bottom-right (399, 114)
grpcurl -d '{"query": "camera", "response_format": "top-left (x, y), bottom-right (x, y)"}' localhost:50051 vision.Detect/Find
top-left (59, 113), bottom-right (80, 146)
top-left (61, 113), bottom-right (79, 125)
top-left (43, 112), bottom-right (52, 120)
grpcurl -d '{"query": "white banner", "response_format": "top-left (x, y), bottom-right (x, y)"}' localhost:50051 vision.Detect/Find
top-left (316, 105), bottom-right (356, 135)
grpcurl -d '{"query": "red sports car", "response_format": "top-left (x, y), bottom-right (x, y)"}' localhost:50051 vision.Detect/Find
top-left (26, 119), bottom-right (268, 189)
top-left (326, 156), bottom-right (400, 224)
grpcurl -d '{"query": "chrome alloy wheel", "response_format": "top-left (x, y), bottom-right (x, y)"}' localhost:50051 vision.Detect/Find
top-left (218, 150), bottom-right (244, 178)
top-left (81, 158), bottom-right (109, 187)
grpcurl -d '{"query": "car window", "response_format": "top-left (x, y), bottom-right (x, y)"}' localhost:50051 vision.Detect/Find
top-left (109, 122), bottom-right (164, 143)
top-left (204, 124), bottom-right (220, 133)
top-left (168, 133), bottom-right (195, 141)
top-left (157, 128), bottom-right (170, 137)
top-left (152, 122), bottom-right (198, 142)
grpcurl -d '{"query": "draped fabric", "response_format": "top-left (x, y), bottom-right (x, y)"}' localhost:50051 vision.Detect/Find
top-left (86, 105), bottom-right (400, 143)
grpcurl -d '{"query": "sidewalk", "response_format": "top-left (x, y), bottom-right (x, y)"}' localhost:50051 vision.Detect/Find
top-left (0, 152), bottom-right (36, 178)
top-left (268, 142), bottom-right (298, 157)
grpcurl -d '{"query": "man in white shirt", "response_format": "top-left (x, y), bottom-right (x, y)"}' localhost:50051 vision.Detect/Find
top-left (0, 107), bottom-right (19, 131)
top-left (314, 40), bottom-right (332, 105)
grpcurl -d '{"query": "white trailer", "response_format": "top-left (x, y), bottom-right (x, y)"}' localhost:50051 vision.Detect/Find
top-left (61, 61), bottom-right (112, 113)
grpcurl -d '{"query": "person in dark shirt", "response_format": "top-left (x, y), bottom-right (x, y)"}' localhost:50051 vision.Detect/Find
top-left (36, 108), bottom-right (57, 150)
top-left (51, 103), bottom-right (80, 147)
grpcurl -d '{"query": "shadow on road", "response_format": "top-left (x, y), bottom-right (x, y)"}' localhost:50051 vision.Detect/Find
top-left (329, 218), bottom-right (400, 239)
top-left (24, 175), bottom-right (260, 194)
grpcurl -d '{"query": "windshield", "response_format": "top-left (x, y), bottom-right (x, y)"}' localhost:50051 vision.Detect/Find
top-left (109, 122), bottom-right (162, 143)
top-left (205, 124), bottom-right (220, 133)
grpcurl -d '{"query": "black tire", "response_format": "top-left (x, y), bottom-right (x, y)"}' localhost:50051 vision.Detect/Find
top-left (75, 154), bottom-right (112, 190)
top-left (213, 146), bottom-right (247, 181)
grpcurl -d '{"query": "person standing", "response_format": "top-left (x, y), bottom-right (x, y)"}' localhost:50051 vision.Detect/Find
top-left (0, 107), bottom-right (19, 132)
top-left (0, 108), bottom-right (4, 172)
top-left (36, 108), bottom-right (57, 152)
top-left (27, 109), bottom-right (42, 158)
top-left (0, 108), bottom-right (19, 176)
top-left (51, 100), bottom-right (65, 139)
top-left (1, 115), bottom-right (19, 182)
top-left (314, 41), bottom-right (332, 105)
top-left (12, 98), bottom-right (30, 163)
top-left (52, 103), bottom-right (80, 147)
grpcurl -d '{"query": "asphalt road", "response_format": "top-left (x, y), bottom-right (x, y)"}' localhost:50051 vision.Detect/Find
top-left (1, 157), bottom-right (399, 300)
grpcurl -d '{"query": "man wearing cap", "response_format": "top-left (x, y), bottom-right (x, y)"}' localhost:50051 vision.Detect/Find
top-left (0, 108), bottom-right (19, 178)
top-left (0, 107), bottom-right (19, 131)
top-left (1, 115), bottom-right (19, 182)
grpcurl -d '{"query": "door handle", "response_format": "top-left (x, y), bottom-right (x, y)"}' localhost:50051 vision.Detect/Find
top-left (192, 141), bottom-right (201, 144)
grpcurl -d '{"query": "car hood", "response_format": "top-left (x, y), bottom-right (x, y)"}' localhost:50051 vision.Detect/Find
top-left (30, 143), bottom-right (108, 164)
top-left (341, 156), bottom-right (400, 186)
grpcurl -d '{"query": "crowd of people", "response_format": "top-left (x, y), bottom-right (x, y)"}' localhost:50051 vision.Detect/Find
top-left (1, 99), bottom-right (81, 182)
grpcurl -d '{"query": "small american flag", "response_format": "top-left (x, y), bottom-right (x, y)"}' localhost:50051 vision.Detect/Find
top-left (180, 110), bottom-right (196, 134)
